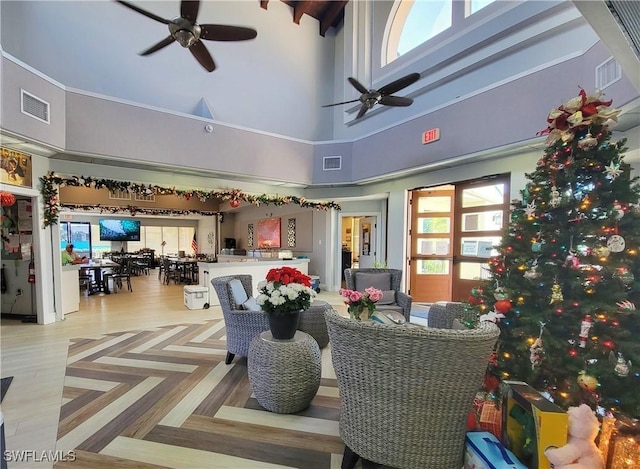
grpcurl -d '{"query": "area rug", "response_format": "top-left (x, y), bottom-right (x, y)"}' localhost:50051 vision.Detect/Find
top-left (1, 376), bottom-right (13, 402)
top-left (55, 320), bottom-right (342, 468)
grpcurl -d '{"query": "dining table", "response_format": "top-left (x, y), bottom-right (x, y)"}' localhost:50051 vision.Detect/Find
top-left (79, 259), bottom-right (121, 294)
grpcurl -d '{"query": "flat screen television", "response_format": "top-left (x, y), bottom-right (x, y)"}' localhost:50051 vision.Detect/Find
top-left (99, 219), bottom-right (141, 241)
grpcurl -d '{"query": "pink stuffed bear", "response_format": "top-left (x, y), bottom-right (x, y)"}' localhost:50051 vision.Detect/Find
top-left (545, 404), bottom-right (604, 469)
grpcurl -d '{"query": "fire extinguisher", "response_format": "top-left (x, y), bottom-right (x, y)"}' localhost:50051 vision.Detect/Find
top-left (28, 259), bottom-right (35, 284)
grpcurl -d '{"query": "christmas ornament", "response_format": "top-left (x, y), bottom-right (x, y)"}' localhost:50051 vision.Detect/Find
top-left (577, 371), bottom-right (598, 392)
top-left (229, 199), bottom-right (241, 208)
top-left (579, 314), bottom-right (593, 348)
top-left (524, 201), bottom-right (537, 217)
top-left (0, 191), bottom-right (16, 207)
top-left (594, 246), bottom-right (610, 259)
top-left (549, 283), bottom-right (563, 304)
top-left (612, 201), bottom-right (624, 219)
top-left (564, 251), bottom-right (580, 269)
top-left (494, 286), bottom-right (509, 301)
top-left (549, 185), bottom-right (562, 208)
top-left (616, 300), bottom-right (636, 311)
top-left (524, 260), bottom-right (542, 280)
top-left (613, 267), bottom-right (635, 286)
top-left (530, 322), bottom-right (546, 369)
top-left (577, 133), bottom-right (598, 149)
top-left (606, 235), bottom-right (625, 253)
top-left (479, 310), bottom-right (505, 323)
top-left (604, 161), bottom-right (623, 180)
top-left (531, 242), bottom-right (542, 252)
top-left (494, 299), bottom-right (512, 314)
top-left (612, 352), bottom-right (631, 377)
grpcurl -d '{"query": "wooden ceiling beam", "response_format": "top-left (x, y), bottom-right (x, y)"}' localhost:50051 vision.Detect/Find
top-left (319, 0), bottom-right (347, 36)
top-left (293, 1), bottom-right (314, 25)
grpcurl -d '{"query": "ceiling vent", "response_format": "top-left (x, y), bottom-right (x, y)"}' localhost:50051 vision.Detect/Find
top-left (21, 89), bottom-right (50, 124)
top-left (595, 57), bottom-right (622, 90)
top-left (323, 156), bottom-right (342, 171)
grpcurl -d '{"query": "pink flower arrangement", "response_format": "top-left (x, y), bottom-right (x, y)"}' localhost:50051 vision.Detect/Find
top-left (339, 287), bottom-right (383, 320)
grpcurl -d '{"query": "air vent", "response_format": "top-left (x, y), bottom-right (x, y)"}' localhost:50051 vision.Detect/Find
top-left (323, 156), bottom-right (342, 171)
top-left (595, 57), bottom-right (621, 90)
top-left (134, 193), bottom-right (155, 202)
top-left (109, 190), bottom-right (131, 201)
top-left (21, 90), bottom-right (50, 124)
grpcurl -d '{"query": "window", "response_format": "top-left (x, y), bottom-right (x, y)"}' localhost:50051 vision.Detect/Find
top-left (385, 0), bottom-right (496, 64)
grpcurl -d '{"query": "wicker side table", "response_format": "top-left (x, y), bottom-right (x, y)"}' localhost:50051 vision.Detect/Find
top-left (248, 330), bottom-right (321, 414)
top-left (297, 300), bottom-right (332, 348)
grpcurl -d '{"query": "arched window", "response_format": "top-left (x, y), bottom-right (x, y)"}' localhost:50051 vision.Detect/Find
top-left (385, 0), bottom-right (496, 64)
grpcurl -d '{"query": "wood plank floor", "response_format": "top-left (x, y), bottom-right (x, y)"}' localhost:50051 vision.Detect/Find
top-left (1, 271), bottom-right (349, 468)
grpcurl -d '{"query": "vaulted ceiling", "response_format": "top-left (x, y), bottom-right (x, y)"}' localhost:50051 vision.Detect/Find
top-left (261, 0), bottom-right (349, 36)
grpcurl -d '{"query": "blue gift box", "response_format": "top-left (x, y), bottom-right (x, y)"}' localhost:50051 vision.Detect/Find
top-left (465, 431), bottom-right (527, 469)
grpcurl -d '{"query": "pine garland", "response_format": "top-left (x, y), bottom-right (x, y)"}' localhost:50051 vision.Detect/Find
top-left (38, 172), bottom-right (341, 227)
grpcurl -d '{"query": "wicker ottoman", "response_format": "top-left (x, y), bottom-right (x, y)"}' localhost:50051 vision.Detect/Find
top-left (248, 330), bottom-right (321, 414)
top-left (297, 300), bottom-right (332, 348)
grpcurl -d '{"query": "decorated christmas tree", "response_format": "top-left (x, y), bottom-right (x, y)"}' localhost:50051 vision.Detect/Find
top-left (471, 89), bottom-right (640, 419)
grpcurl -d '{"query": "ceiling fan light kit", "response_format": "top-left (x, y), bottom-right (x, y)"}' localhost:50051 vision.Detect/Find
top-left (323, 72), bottom-right (421, 120)
top-left (116, 0), bottom-right (257, 72)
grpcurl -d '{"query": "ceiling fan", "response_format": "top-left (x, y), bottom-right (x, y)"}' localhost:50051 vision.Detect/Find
top-left (116, 0), bottom-right (257, 72)
top-left (323, 72), bottom-right (421, 119)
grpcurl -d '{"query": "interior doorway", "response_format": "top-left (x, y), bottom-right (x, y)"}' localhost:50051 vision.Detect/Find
top-left (339, 214), bottom-right (380, 285)
top-left (407, 174), bottom-right (510, 303)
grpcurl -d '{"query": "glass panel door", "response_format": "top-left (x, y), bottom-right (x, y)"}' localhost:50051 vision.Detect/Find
top-left (452, 175), bottom-right (510, 300)
top-left (409, 187), bottom-right (454, 303)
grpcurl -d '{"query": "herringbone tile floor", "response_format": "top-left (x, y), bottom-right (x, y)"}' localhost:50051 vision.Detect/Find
top-left (1, 271), bottom-right (348, 468)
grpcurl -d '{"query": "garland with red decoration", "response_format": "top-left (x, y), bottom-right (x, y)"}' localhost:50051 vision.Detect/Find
top-left (39, 172), bottom-right (341, 227)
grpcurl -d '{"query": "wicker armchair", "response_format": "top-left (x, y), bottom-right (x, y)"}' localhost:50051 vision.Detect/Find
top-left (326, 309), bottom-right (499, 469)
top-left (211, 275), bottom-right (269, 365)
top-left (344, 268), bottom-right (412, 321)
top-left (428, 301), bottom-right (479, 329)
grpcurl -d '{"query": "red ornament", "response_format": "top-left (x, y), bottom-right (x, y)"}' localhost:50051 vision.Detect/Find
top-left (229, 199), bottom-right (240, 208)
top-left (0, 191), bottom-right (16, 207)
top-left (468, 296), bottom-right (484, 305)
top-left (494, 300), bottom-right (512, 314)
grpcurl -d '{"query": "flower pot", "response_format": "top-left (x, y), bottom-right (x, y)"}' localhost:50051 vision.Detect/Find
top-left (268, 311), bottom-right (301, 340)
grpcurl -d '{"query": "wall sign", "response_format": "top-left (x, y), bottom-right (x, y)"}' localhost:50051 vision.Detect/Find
top-left (1, 147), bottom-right (33, 188)
top-left (422, 128), bottom-right (440, 145)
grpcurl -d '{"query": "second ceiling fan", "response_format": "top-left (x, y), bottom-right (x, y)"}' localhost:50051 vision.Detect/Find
top-left (116, 0), bottom-right (257, 72)
top-left (324, 72), bottom-right (421, 119)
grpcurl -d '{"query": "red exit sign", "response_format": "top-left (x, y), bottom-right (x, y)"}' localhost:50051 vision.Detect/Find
top-left (422, 128), bottom-right (440, 144)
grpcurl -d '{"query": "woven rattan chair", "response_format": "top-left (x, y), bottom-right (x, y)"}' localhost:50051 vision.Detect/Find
top-left (326, 309), bottom-right (500, 469)
top-left (428, 301), bottom-right (479, 329)
top-left (344, 268), bottom-right (412, 321)
top-left (211, 275), bottom-right (269, 365)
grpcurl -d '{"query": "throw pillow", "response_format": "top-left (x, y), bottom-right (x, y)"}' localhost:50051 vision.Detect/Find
top-left (228, 279), bottom-right (248, 307)
top-left (354, 272), bottom-right (391, 292)
top-left (377, 289), bottom-right (396, 305)
top-left (242, 296), bottom-right (261, 312)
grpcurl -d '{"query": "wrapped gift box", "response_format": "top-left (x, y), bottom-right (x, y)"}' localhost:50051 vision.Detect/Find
top-left (465, 431), bottom-right (526, 469)
top-left (502, 381), bottom-right (568, 469)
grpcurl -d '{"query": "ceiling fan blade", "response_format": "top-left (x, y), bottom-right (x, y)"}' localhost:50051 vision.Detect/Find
top-left (378, 72), bottom-right (420, 96)
top-left (200, 24), bottom-right (258, 41)
top-left (379, 96), bottom-right (413, 107)
top-left (140, 36), bottom-right (176, 56)
top-left (180, 0), bottom-right (200, 23)
top-left (356, 104), bottom-right (369, 119)
top-left (190, 40), bottom-right (216, 72)
top-left (116, 1), bottom-right (170, 25)
top-left (348, 77), bottom-right (369, 95)
top-left (322, 99), bottom-right (361, 108)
